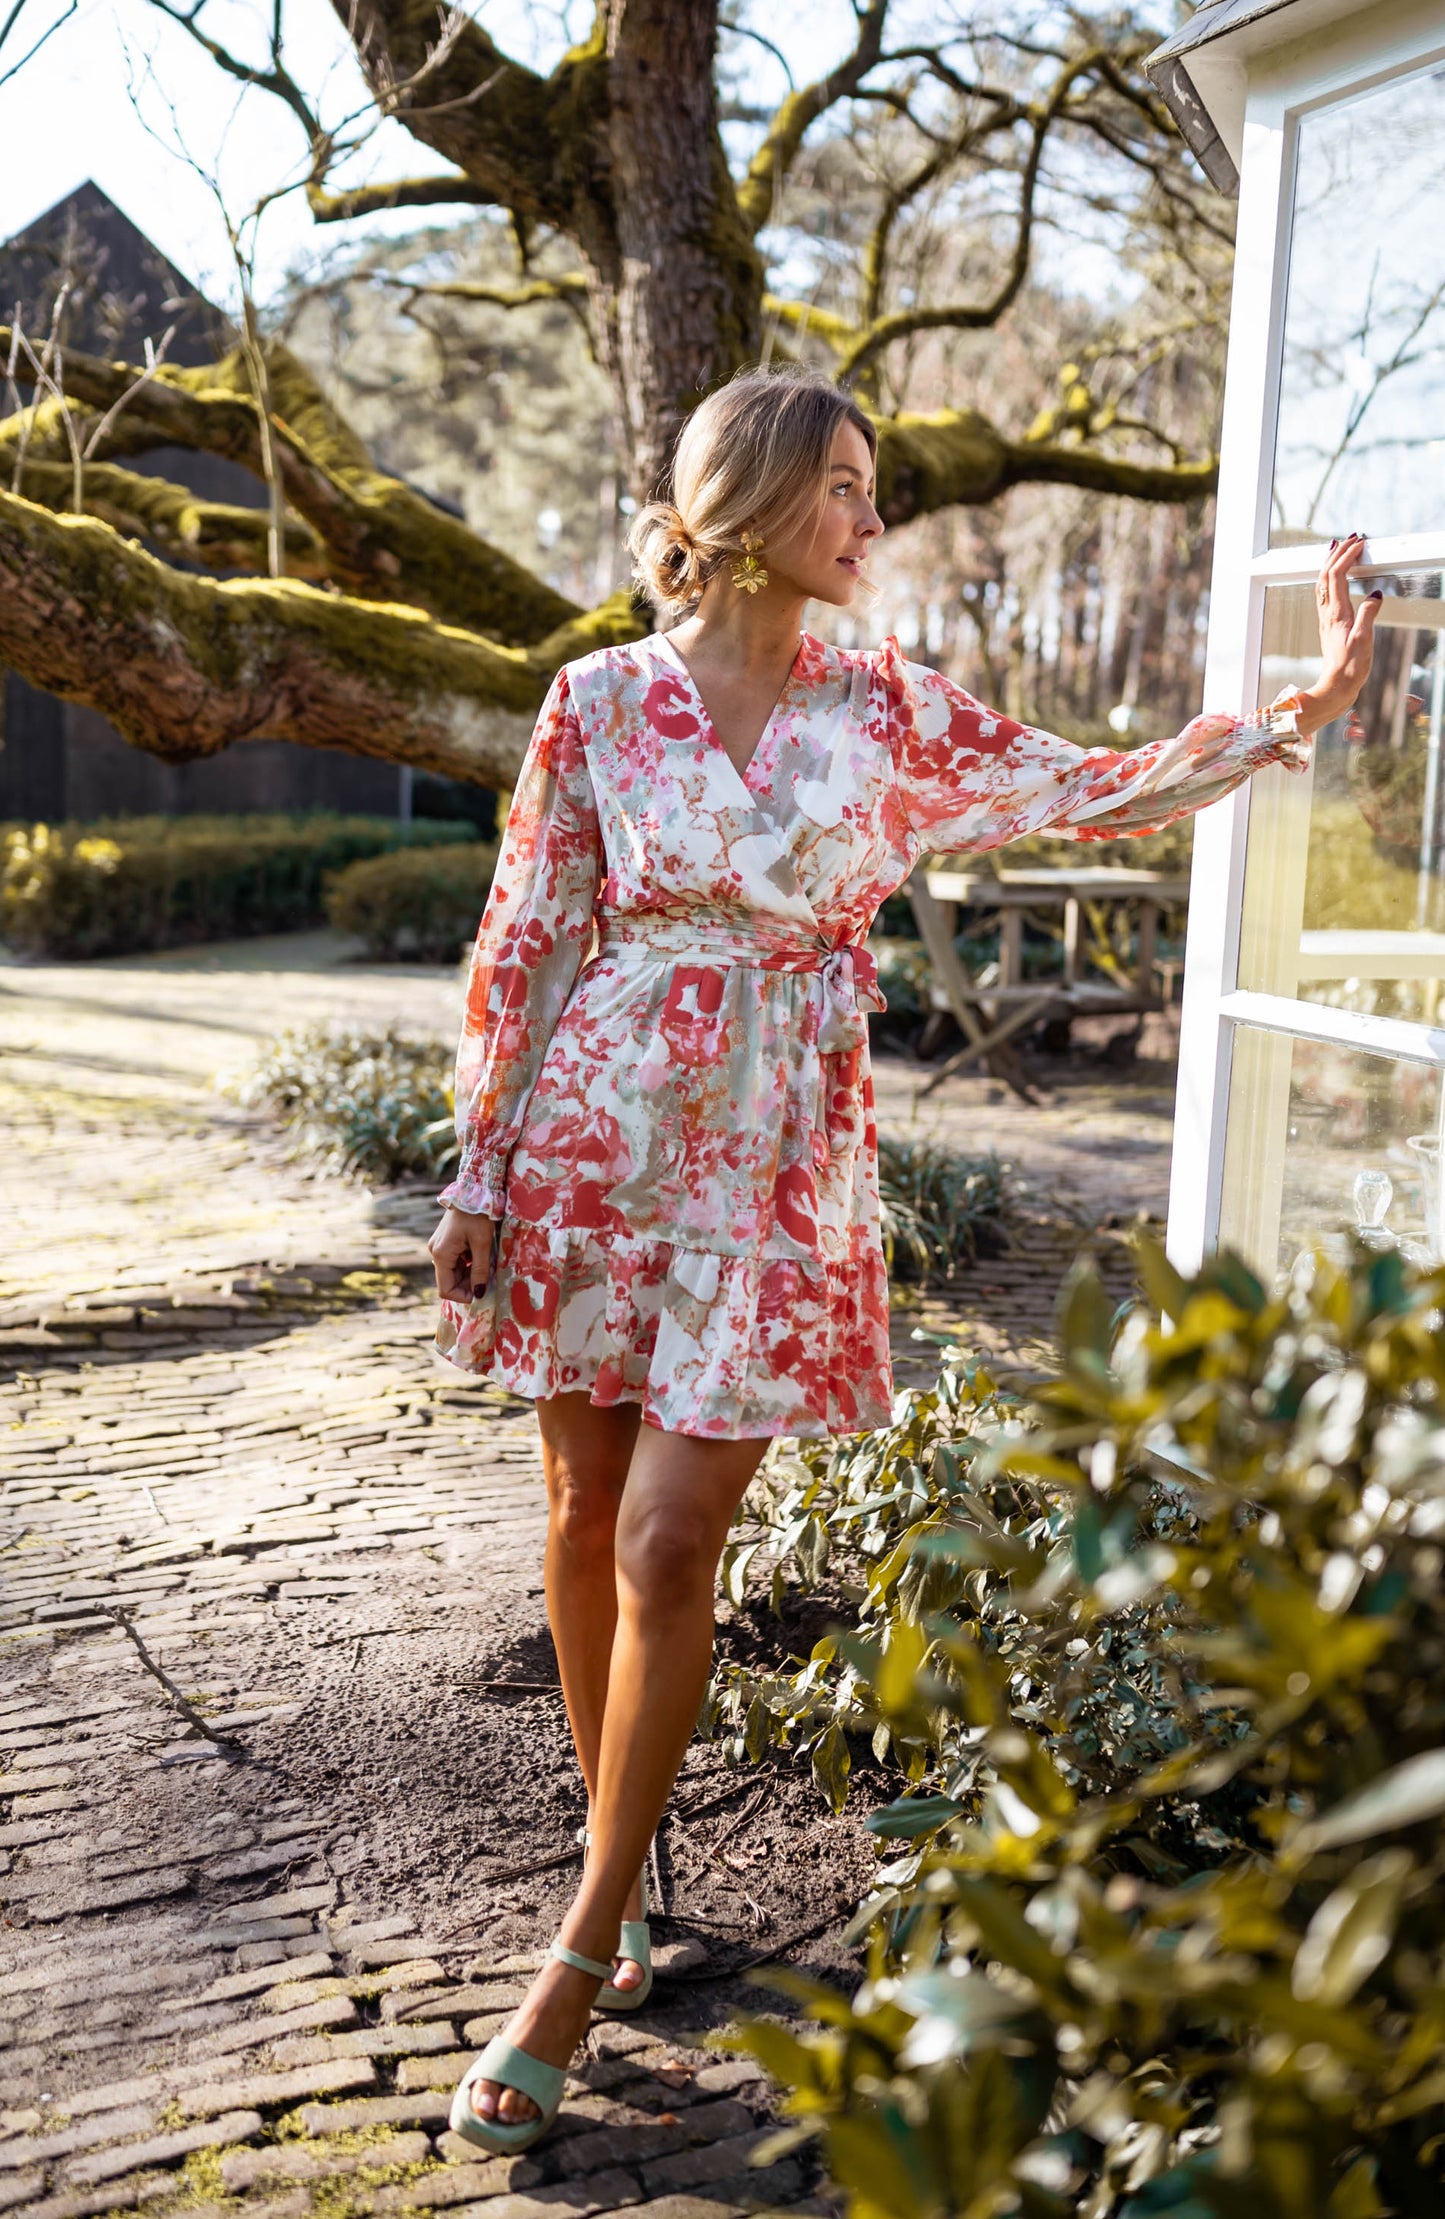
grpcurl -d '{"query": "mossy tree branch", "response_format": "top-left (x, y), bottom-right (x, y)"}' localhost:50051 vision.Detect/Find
top-left (378, 273), bottom-right (590, 309)
top-left (0, 489), bottom-right (647, 785)
top-left (332, 0), bottom-right (608, 233)
top-left (306, 173), bottom-right (503, 222)
top-left (9, 458), bottom-right (328, 576)
top-left (0, 328), bottom-right (580, 644)
top-left (872, 406), bottom-right (1217, 526)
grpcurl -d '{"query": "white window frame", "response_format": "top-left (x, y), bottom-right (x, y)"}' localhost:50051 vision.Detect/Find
top-left (1167, 0), bottom-right (1445, 1273)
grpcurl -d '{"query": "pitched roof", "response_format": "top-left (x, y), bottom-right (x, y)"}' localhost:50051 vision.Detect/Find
top-left (0, 180), bottom-right (231, 367)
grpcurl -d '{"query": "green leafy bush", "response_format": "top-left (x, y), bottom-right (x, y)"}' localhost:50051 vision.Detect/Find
top-left (0, 814), bottom-right (472, 958)
top-left (877, 1138), bottom-right (1005, 1283)
top-left (238, 1025), bottom-right (457, 1184)
top-left (324, 839), bottom-right (496, 961)
top-left (711, 1244), bottom-right (1445, 2218)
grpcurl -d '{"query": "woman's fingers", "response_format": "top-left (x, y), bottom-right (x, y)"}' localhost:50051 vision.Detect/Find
top-left (1322, 533), bottom-right (1365, 629)
top-left (428, 1210), bottom-right (494, 1299)
top-left (1344, 589), bottom-right (1384, 683)
top-left (428, 1214), bottom-right (472, 1298)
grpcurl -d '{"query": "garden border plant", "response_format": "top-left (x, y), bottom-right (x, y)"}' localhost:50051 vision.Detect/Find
top-left (705, 1241), bottom-right (1445, 2219)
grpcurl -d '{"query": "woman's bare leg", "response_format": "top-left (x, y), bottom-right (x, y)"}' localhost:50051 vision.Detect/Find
top-left (471, 1419), bottom-right (767, 2125)
top-left (536, 1395), bottom-right (646, 1987)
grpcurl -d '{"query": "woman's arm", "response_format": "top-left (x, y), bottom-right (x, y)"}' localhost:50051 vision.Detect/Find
top-left (883, 538), bottom-right (1381, 854)
top-left (429, 669), bottom-right (602, 1293)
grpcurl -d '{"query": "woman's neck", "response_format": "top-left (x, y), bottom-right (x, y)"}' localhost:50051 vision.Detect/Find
top-left (671, 577), bottom-right (808, 684)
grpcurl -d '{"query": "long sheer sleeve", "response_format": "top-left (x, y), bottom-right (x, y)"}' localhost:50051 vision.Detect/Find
top-left (875, 638), bottom-right (1307, 855)
top-left (439, 669), bottom-right (602, 1217)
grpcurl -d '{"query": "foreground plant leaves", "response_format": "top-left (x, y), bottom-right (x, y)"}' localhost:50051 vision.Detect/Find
top-left (708, 1240), bottom-right (1445, 2216)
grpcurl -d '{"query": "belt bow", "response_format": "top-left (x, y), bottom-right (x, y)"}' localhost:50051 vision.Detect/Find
top-left (815, 942), bottom-right (887, 1057)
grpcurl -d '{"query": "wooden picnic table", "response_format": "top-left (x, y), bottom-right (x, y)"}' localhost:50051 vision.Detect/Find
top-left (903, 864), bottom-right (1191, 1097)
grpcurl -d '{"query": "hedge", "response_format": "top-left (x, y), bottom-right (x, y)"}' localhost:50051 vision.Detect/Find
top-left (0, 814), bottom-right (474, 959)
top-left (323, 840), bottom-right (497, 962)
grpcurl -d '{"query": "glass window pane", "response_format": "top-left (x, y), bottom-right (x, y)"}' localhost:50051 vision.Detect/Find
top-left (1237, 571), bottom-right (1445, 1025)
top-left (1219, 1029), bottom-right (1444, 1278)
top-left (1270, 65), bottom-right (1445, 548)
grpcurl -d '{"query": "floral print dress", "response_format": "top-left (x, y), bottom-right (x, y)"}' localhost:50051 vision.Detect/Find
top-left (436, 630), bottom-right (1303, 1438)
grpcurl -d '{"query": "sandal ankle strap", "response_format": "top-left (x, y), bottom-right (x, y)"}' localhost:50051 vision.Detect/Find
top-left (551, 1939), bottom-right (615, 1982)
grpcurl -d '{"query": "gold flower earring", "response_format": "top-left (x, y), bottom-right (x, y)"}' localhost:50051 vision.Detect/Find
top-left (731, 531), bottom-right (768, 593)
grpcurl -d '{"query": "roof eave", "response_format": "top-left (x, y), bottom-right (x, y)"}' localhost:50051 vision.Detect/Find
top-left (1143, 51), bottom-right (1241, 193)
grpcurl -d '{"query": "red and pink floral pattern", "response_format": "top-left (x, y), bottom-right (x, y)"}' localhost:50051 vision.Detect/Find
top-left (436, 630), bottom-right (1301, 1436)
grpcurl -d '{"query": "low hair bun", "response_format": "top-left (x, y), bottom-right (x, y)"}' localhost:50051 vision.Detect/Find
top-left (627, 498), bottom-right (710, 605)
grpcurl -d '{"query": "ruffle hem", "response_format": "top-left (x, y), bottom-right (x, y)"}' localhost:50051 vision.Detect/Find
top-left (435, 1221), bottom-right (892, 1439)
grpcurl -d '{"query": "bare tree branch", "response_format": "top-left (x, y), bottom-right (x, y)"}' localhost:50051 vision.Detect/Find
top-left (735, 0), bottom-right (891, 235)
top-left (306, 170), bottom-right (502, 221)
top-left (142, 0), bottom-right (323, 140)
top-left (833, 49), bottom-right (1139, 385)
top-left (0, 0), bottom-right (76, 88)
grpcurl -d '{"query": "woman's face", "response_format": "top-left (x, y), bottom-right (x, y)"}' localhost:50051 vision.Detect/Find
top-left (763, 421), bottom-right (884, 607)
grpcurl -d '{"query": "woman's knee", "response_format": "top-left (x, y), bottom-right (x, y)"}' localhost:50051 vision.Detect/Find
top-left (546, 1459), bottom-right (624, 1559)
top-left (615, 1504), bottom-right (716, 1607)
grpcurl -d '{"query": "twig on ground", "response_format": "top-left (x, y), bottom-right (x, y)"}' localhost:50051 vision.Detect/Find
top-left (663, 1908), bottom-right (844, 1982)
top-left (141, 1484), bottom-right (169, 1526)
top-left (648, 1831), bottom-right (667, 1917)
top-left (668, 1775), bottom-right (770, 1826)
top-left (103, 1605), bottom-right (247, 1761)
top-left (314, 1624), bottom-right (416, 1649)
top-left (462, 1679), bottom-right (564, 1694)
top-left (471, 1773), bottom-right (769, 1892)
top-left (477, 1842), bottom-right (585, 1885)
top-left (707, 1783), bottom-right (769, 1857)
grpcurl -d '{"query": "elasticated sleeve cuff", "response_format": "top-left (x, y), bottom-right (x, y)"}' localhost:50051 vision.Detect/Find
top-left (437, 1150), bottom-right (508, 1218)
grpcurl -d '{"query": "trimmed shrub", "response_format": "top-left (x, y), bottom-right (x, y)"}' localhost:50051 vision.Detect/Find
top-left (708, 1242), bottom-right (1445, 2216)
top-left (0, 814), bottom-right (473, 959)
top-left (323, 839), bottom-right (497, 962)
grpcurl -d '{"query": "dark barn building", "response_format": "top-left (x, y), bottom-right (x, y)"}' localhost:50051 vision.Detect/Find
top-left (0, 183), bottom-right (403, 823)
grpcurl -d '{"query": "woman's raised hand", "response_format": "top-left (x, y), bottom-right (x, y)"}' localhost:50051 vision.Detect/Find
top-left (1295, 533), bottom-right (1383, 736)
top-left (429, 1207), bottom-right (495, 1301)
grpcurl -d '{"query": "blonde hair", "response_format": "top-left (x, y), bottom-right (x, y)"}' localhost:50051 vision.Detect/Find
top-left (628, 367), bottom-right (876, 606)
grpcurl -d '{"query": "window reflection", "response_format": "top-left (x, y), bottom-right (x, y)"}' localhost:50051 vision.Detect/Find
top-left (1271, 65), bottom-right (1445, 547)
top-left (1219, 1031), bottom-right (1444, 1276)
top-left (1238, 573), bottom-right (1445, 1023)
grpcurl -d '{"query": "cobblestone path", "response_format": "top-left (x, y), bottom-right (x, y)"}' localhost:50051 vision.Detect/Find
top-left (0, 940), bottom-right (1166, 2219)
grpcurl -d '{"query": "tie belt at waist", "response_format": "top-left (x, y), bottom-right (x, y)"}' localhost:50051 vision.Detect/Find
top-left (594, 923), bottom-right (886, 1057)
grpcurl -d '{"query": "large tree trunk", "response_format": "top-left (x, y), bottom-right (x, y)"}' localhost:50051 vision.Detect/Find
top-left (338, 0), bottom-right (763, 493)
top-left (600, 0), bottom-right (762, 485)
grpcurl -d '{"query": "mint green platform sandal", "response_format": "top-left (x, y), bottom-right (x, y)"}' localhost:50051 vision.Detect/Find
top-left (448, 1939), bottom-right (613, 2154)
top-left (579, 1826), bottom-right (654, 2012)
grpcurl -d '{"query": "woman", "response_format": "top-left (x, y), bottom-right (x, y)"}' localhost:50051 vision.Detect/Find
top-left (428, 368), bottom-right (1379, 2150)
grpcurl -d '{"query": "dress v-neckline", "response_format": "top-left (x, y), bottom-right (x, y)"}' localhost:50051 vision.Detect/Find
top-left (653, 630), bottom-right (809, 794)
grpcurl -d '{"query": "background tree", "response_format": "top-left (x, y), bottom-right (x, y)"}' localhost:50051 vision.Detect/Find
top-left (0, 0), bottom-right (1231, 792)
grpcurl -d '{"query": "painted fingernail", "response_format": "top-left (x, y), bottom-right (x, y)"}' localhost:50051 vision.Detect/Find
top-left (1329, 538), bottom-right (1338, 549)
top-left (1369, 589), bottom-right (1384, 600)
